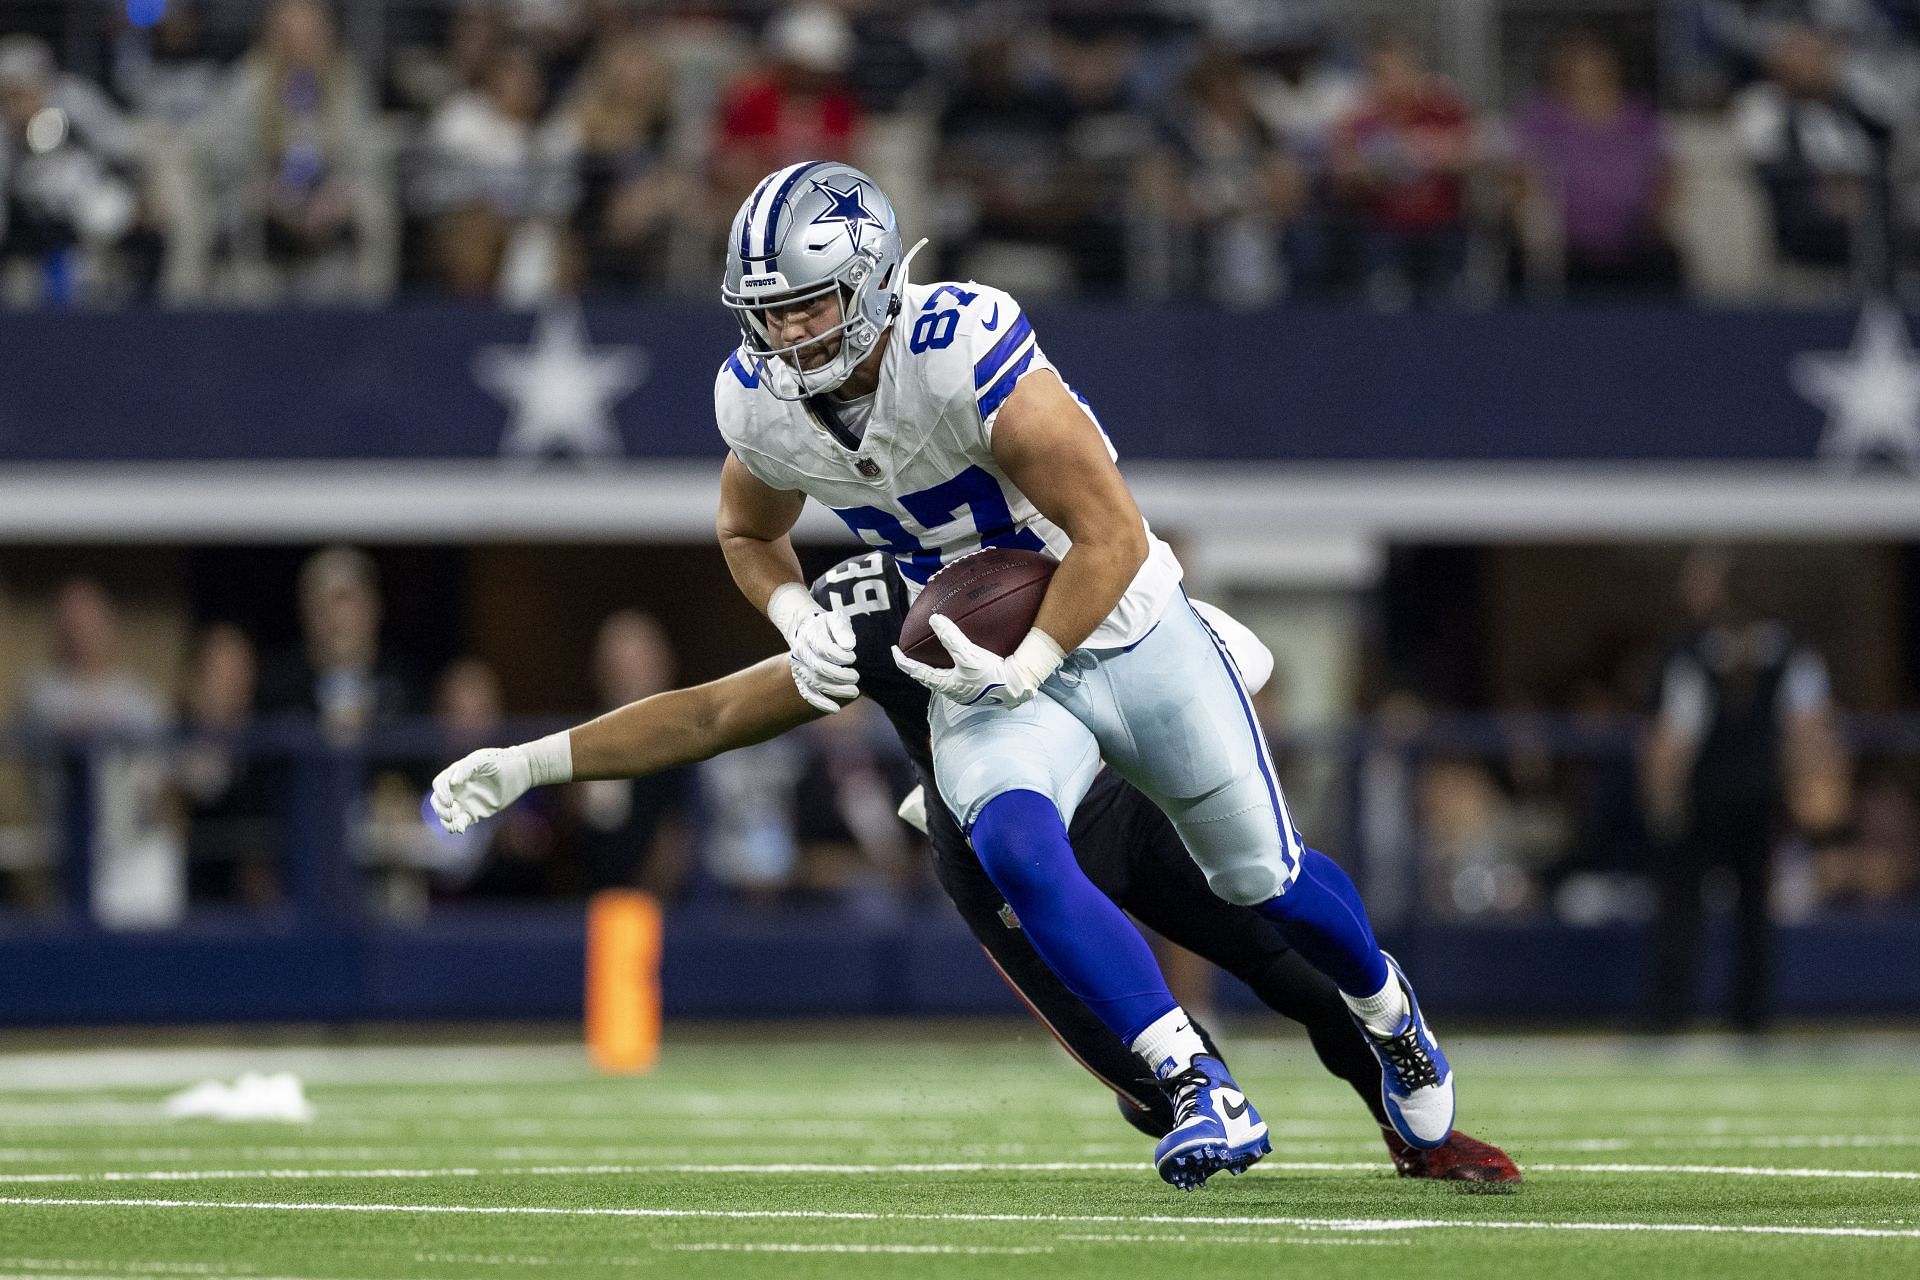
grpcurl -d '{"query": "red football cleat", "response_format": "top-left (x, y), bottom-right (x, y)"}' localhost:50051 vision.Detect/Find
top-left (1382, 1127), bottom-right (1521, 1183)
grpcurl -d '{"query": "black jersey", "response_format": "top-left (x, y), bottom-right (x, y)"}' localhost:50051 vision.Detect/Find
top-left (808, 552), bottom-right (937, 782)
top-left (805, 550), bottom-right (1387, 1134)
top-left (807, 550), bottom-right (1136, 856)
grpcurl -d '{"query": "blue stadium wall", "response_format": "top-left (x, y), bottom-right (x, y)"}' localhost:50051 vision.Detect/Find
top-left (4, 908), bottom-right (1918, 1026)
top-left (0, 302), bottom-right (1903, 464)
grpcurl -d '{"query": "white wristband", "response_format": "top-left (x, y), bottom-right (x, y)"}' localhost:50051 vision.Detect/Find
top-left (767, 582), bottom-right (818, 643)
top-left (1009, 628), bottom-right (1067, 690)
top-left (524, 730), bottom-right (574, 787)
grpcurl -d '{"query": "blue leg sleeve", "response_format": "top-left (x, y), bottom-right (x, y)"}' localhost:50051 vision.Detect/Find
top-left (970, 789), bottom-right (1177, 1045)
top-left (1255, 847), bottom-right (1391, 997)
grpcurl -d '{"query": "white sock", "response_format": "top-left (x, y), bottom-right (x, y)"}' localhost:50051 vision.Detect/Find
top-left (1343, 969), bottom-right (1409, 1038)
top-left (1130, 1007), bottom-right (1207, 1080)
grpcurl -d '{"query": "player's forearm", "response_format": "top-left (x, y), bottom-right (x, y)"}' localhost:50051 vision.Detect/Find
top-left (567, 684), bottom-right (741, 780)
top-left (434, 660), bottom-right (819, 836)
top-left (719, 528), bottom-right (808, 618)
top-left (569, 664), bottom-right (819, 779)
top-left (1031, 523), bottom-right (1148, 654)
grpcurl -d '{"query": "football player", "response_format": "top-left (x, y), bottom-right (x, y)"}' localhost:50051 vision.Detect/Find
top-left (707, 161), bottom-right (1452, 1187)
top-left (432, 551), bottom-right (1518, 1184)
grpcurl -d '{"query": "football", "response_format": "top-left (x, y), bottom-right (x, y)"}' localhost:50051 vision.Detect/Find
top-left (899, 547), bottom-right (1058, 668)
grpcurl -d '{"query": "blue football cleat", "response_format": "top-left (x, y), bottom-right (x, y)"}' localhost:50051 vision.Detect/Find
top-left (1152, 1055), bottom-right (1270, 1191)
top-left (1356, 952), bottom-right (1455, 1150)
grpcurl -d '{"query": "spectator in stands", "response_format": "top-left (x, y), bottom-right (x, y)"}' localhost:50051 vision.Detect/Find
top-left (1331, 33), bottom-right (1474, 307)
top-left (1230, 12), bottom-right (1363, 298)
top-left (566, 610), bottom-right (691, 898)
top-left (1235, 9), bottom-right (1362, 164)
top-left (419, 47), bottom-right (574, 300)
top-left (789, 700), bottom-right (918, 897)
top-left (1815, 762), bottom-right (1919, 907)
top-left (1732, 22), bottom-right (1879, 277)
top-left (15, 578), bottom-right (167, 750)
top-left (259, 546), bottom-right (417, 741)
top-left (1044, 13), bottom-right (1149, 292)
top-left (1418, 755), bottom-right (1535, 918)
top-left (709, 3), bottom-right (861, 215)
top-left (699, 736), bottom-right (806, 902)
top-left (0, 36), bottom-right (153, 305)
top-left (933, 28), bottom-right (1103, 294)
top-left (1640, 548), bottom-right (1851, 1033)
top-left (111, 0), bottom-right (225, 125)
top-left (1136, 46), bottom-right (1306, 306)
top-left (15, 577), bottom-right (177, 927)
top-left (390, 2), bottom-right (508, 114)
top-left (171, 622), bottom-right (278, 907)
top-left (556, 29), bottom-right (688, 292)
top-left (198, 0), bottom-right (393, 302)
top-left (1511, 32), bottom-right (1683, 297)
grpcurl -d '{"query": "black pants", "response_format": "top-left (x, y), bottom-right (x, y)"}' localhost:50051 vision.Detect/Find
top-left (929, 770), bottom-right (1387, 1136)
top-left (1647, 805), bottom-right (1775, 1032)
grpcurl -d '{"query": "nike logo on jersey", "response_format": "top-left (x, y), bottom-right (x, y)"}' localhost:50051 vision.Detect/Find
top-left (982, 303), bottom-right (1000, 330)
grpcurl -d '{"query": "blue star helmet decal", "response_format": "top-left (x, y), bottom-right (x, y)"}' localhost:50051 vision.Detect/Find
top-left (807, 179), bottom-right (883, 249)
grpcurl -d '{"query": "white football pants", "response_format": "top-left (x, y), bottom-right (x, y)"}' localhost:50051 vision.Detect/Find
top-left (928, 594), bottom-right (1303, 904)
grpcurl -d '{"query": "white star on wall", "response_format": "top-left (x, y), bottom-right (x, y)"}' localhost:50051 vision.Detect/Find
top-left (1791, 300), bottom-right (1920, 471)
top-left (473, 305), bottom-right (650, 460)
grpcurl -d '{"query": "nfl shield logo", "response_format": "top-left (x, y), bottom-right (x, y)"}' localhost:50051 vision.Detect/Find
top-left (855, 457), bottom-right (881, 478)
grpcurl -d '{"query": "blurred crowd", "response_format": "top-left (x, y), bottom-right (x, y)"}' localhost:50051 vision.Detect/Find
top-left (1, 0), bottom-right (1916, 308)
top-left (3, 544), bottom-right (1916, 939)
top-left (0, 547), bottom-right (926, 926)
top-left (1336, 546), bottom-right (1911, 949)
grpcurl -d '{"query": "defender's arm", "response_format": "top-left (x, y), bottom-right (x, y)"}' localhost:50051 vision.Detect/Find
top-left (571, 657), bottom-right (823, 779)
top-left (433, 657), bottom-right (823, 834)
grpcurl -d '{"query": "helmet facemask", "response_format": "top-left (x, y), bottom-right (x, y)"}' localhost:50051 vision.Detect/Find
top-left (724, 252), bottom-right (886, 400)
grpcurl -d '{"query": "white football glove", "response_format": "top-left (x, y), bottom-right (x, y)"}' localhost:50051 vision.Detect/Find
top-left (769, 583), bottom-right (858, 713)
top-left (892, 615), bottom-right (1065, 709)
top-left (431, 731), bottom-right (571, 835)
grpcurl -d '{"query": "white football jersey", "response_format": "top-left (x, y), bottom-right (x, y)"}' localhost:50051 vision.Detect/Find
top-left (714, 280), bottom-right (1183, 649)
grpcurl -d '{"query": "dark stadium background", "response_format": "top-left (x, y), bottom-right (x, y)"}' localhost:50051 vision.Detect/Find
top-left (1, 0), bottom-right (1917, 1031)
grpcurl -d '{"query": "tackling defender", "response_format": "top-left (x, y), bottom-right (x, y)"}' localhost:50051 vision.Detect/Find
top-left (432, 550), bottom-right (1518, 1182)
top-left (707, 161), bottom-right (1453, 1187)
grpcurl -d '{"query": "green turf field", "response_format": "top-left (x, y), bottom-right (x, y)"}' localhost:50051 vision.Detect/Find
top-left (0, 1025), bottom-right (1915, 1279)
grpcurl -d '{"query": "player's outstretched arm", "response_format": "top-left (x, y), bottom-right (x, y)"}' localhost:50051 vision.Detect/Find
top-left (991, 371), bottom-right (1149, 656)
top-left (431, 657), bottom-right (822, 835)
top-left (717, 453), bottom-right (860, 712)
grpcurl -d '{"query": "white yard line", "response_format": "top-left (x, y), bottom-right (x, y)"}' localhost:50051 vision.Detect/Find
top-left (0, 1265), bottom-right (234, 1276)
top-left (0, 1275), bottom-right (379, 1280)
top-left (3, 1159), bottom-right (1919, 1183)
top-left (665, 1243), bottom-right (1053, 1255)
top-left (1059, 1233), bottom-right (1406, 1247)
top-left (1531, 1162), bottom-right (1920, 1180)
top-left (3, 1197), bottom-right (1919, 1242)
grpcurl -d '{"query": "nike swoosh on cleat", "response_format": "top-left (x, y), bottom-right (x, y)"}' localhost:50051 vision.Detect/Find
top-left (982, 303), bottom-right (1000, 330)
top-left (1221, 1096), bottom-right (1251, 1121)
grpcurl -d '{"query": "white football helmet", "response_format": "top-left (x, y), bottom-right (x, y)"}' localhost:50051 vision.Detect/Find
top-left (722, 161), bottom-right (917, 399)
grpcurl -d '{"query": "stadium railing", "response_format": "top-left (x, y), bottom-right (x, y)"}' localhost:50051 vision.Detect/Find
top-left (2, 711), bottom-right (1914, 1026)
